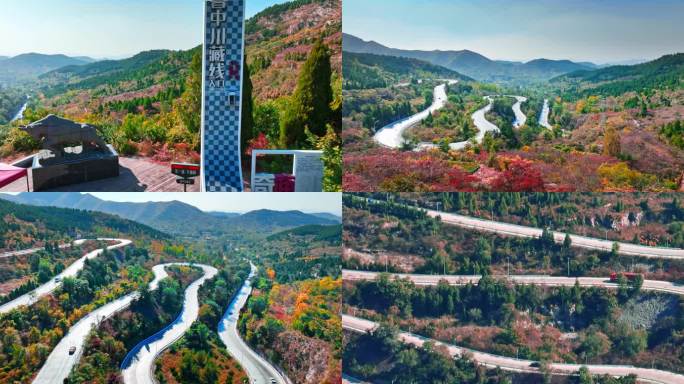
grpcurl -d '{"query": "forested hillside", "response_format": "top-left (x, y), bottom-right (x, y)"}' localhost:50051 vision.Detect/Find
top-left (343, 52), bottom-right (470, 90)
top-left (552, 53), bottom-right (684, 98)
top-left (0, 193), bottom-right (338, 237)
top-left (0, 199), bottom-right (168, 251)
top-left (0, 53), bottom-right (93, 84)
top-left (343, 193), bottom-right (684, 381)
top-left (245, 0), bottom-right (341, 100)
top-left (0, 87), bottom-right (26, 124)
top-left (239, 223), bottom-right (341, 384)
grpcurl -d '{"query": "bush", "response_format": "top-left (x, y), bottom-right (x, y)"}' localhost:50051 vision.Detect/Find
top-left (142, 120), bottom-right (167, 143)
top-left (117, 140), bottom-right (138, 156)
top-left (597, 162), bottom-right (658, 191)
top-left (6, 128), bottom-right (40, 152)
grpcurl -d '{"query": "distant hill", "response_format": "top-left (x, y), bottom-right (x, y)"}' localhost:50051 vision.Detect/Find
top-left (309, 212), bottom-right (342, 222)
top-left (343, 33), bottom-right (595, 83)
top-left (0, 53), bottom-right (91, 84)
top-left (230, 209), bottom-right (338, 230)
top-left (72, 56), bottom-right (98, 63)
top-left (343, 52), bottom-right (472, 90)
top-left (39, 49), bottom-right (192, 97)
top-left (0, 193), bottom-right (339, 236)
top-left (25, 0), bottom-right (340, 105)
top-left (0, 198), bottom-right (168, 248)
top-left (207, 212), bottom-right (242, 219)
top-left (551, 53), bottom-right (684, 97)
top-left (522, 59), bottom-right (593, 77)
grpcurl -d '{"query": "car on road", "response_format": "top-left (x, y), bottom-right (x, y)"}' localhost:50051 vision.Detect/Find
top-left (69, 346), bottom-right (76, 355)
top-left (270, 379), bottom-right (277, 384)
top-left (530, 361), bottom-right (541, 368)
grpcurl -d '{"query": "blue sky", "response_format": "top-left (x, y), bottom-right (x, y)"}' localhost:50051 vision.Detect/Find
top-left (0, 0), bottom-right (290, 58)
top-left (344, 0), bottom-right (684, 64)
top-left (89, 193), bottom-right (342, 215)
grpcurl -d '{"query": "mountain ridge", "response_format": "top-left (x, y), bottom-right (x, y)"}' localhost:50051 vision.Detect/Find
top-left (551, 52), bottom-right (684, 97)
top-left (343, 33), bottom-right (595, 83)
top-left (0, 193), bottom-right (339, 236)
top-left (0, 53), bottom-right (93, 84)
top-left (343, 51), bottom-right (472, 90)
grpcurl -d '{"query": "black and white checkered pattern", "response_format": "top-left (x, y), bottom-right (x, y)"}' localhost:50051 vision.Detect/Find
top-left (202, 0), bottom-right (245, 192)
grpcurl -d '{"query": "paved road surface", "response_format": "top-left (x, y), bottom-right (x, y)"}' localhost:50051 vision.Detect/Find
top-left (342, 374), bottom-right (371, 384)
top-left (10, 95), bottom-right (29, 122)
top-left (0, 238), bottom-right (131, 314)
top-left (539, 99), bottom-right (552, 129)
top-left (424, 208), bottom-right (684, 260)
top-left (417, 94), bottom-right (526, 151)
top-left (218, 263), bottom-right (290, 384)
top-left (32, 263), bottom-right (171, 384)
top-left (343, 315), bottom-right (684, 384)
top-left (511, 96), bottom-right (528, 128)
top-left (0, 239), bottom-right (84, 259)
top-left (122, 263), bottom-right (218, 384)
top-left (121, 263), bottom-right (218, 384)
top-left (374, 81), bottom-right (457, 148)
top-left (343, 270), bottom-right (684, 296)
top-left (416, 96), bottom-right (497, 151)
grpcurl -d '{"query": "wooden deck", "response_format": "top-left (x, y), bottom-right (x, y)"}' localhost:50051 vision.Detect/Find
top-left (0, 157), bottom-right (201, 192)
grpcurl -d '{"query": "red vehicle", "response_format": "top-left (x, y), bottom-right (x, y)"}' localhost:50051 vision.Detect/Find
top-left (610, 272), bottom-right (641, 282)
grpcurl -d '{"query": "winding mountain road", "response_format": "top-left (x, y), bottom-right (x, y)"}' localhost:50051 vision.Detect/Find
top-left (0, 238), bottom-right (132, 314)
top-left (0, 239), bottom-right (84, 259)
top-left (218, 263), bottom-right (290, 384)
top-left (424, 208), bottom-right (684, 260)
top-left (374, 81), bottom-right (457, 148)
top-left (33, 262), bottom-right (172, 384)
top-left (343, 315), bottom-right (684, 384)
top-left (10, 95), bottom-right (30, 123)
top-left (342, 374), bottom-right (370, 384)
top-left (121, 263), bottom-right (218, 384)
top-left (343, 270), bottom-right (684, 296)
top-left (6, 240), bottom-right (283, 383)
top-left (416, 94), bottom-right (527, 151)
top-left (372, 79), bottom-right (531, 151)
top-left (539, 99), bottom-right (552, 129)
top-left (511, 95), bottom-right (528, 128)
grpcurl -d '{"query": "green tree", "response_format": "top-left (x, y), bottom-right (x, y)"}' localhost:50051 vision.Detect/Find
top-left (603, 125), bottom-right (621, 157)
top-left (578, 366), bottom-right (594, 384)
top-left (564, 233), bottom-right (572, 248)
top-left (176, 50), bottom-right (202, 150)
top-left (312, 126), bottom-right (342, 191)
top-left (241, 56), bottom-right (254, 159)
top-left (280, 39), bottom-right (333, 147)
top-left (186, 323), bottom-right (211, 350)
top-left (254, 101), bottom-right (281, 143)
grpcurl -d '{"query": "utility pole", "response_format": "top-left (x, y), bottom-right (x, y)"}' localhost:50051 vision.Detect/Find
top-left (567, 257), bottom-right (570, 277)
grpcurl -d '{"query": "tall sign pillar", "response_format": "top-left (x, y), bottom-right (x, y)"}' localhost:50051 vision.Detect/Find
top-left (201, 0), bottom-right (245, 192)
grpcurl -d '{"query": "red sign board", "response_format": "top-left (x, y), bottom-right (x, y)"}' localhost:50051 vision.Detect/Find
top-left (171, 163), bottom-right (201, 178)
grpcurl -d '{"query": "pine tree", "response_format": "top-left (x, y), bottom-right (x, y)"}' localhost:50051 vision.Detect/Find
top-left (177, 51), bottom-right (202, 150)
top-left (241, 56), bottom-right (254, 158)
top-left (280, 39), bottom-right (333, 148)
